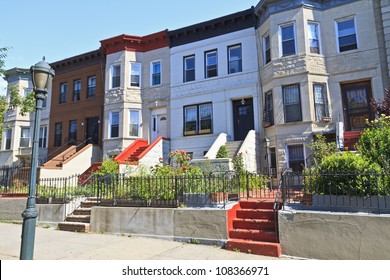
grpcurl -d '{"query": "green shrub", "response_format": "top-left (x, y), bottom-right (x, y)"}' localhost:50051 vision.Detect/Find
top-left (216, 145), bottom-right (229, 158)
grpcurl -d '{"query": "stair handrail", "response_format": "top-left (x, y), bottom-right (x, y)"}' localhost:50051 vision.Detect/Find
top-left (61, 138), bottom-right (92, 162)
top-left (39, 138), bottom-right (80, 165)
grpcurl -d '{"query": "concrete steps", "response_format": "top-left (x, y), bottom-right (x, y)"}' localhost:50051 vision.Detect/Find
top-left (225, 199), bottom-right (281, 257)
top-left (58, 198), bottom-right (98, 233)
top-left (225, 141), bottom-right (243, 158)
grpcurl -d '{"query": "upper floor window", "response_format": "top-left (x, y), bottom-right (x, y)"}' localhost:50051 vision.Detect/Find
top-left (263, 91), bottom-right (274, 126)
top-left (20, 127), bottom-right (30, 148)
top-left (313, 83), bottom-right (329, 121)
top-left (336, 17), bottom-right (357, 52)
top-left (184, 103), bottom-right (212, 136)
top-left (54, 122), bottom-right (62, 147)
top-left (39, 126), bottom-right (47, 148)
top-left (228, 44), bottom-right (242, 74)
top-left (184, 55), bottom-right (195, 82)
top-left (129, 110), bottom-right (140, 137)
top-left (205, 50), bottom-right (218, 78)
top-left (5, 129), bottom-right (12, 150)
top-left (110, 65), bottom-right (121, 88)
top-left (130, 62), bottom-right (141, 87)
top-left (73, 80), bottom-right (81, 102)
top-left (87, 76), bottom-right (96, 98)
top-left (151, 61), bottom-right (161, 86)
top-left (59, 83), bottom-right (67, 104)
top-left (263, 33), bottom-right (271, 64)
top-left (283, 84), bottom-right (302, 123)
top-left (308, 22), bottom-right (321, 54)
top-left (280, 23), bottom-right (296, 56)
top-left (110, 111), bottom-right (119, 138)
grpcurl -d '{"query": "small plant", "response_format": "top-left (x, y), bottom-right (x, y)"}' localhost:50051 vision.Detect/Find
top-left (233, 248), bottom-right (241, 253)
top-left (216, 145), bottom-right (229, 158)
top-left (188, 238), bottom-right (200, 245)
top-left (43, 224), bottom-right (51, 229)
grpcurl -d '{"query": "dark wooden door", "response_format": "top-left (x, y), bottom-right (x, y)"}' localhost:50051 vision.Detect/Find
top-left (233, 98), bottom-right (254, 141)
top-left (86, 117), bottom-right (99, 145)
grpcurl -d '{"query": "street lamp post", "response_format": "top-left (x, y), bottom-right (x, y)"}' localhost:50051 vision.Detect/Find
top-left (20, 57), bottom-right (55, 260)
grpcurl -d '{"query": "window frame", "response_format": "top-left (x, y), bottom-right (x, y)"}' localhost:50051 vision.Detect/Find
top-left (282, 84), bottom-right (302, 123)
top-left (72, 79), bottom-right (81, 102)
top-left (287, 144), bottom-right (305, 173)
top-left (130, 62), bottom-right (141, 87)
top-left (19, 127), bottom-right (30, 148)
top-left (39, 126), bottom-right (47, 148)
top-left (228, 44), bottom-right (242, 74)
top-left (110, 64), bottom-right (121, 89)
top-left (183, 103), bottom-right (213, 136)
top-left (313, 83), bottom-right (329, 121)
top-left (204, 50), bottom-right (218, 79)
top-left (59, 82), bottom-right (67, 104)
top-left (263, 33), bottom-right (271, 65)
top-left (183, 55), bottom-right (195, 83)
top-left (129, 109), bottom-right (141, 137)
top-left (54, 122), bottom-right (62, 147)
top-left (109, 111), bottom-right (119, 138)
top-left (335, 16), bottom-right (358, 53)
top-left (307, 21), bottom-right (321, 54)
top-left (87, 76), bottom-right (96, 98)
top-left (68, 120), bottom-right (77, 144)
top-left (150, 60), bottom-right (162, 86)
top-left (279, 22), bottom-right (297, 57)
top-left (263, 91), bottom-right (274, 126)
top-left (5, 129), bottom-right (12, 150)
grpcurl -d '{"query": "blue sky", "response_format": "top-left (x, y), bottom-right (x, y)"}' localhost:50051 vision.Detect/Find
top-left (1, 0), bottom-right (258, 94)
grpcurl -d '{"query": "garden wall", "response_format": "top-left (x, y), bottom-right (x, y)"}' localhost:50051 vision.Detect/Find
top-left (90, 206), bottom-right (229, 245)
top-left (278, 210), bottom-right (390, 259)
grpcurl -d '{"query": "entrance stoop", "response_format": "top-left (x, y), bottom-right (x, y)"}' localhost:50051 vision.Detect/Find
top-left (225, 200), bottom-right (281, 257)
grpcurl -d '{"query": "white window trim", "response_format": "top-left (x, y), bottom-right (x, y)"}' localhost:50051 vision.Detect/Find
top-left (279, 22), bottom-right (297, 57)
top-left (286, 143), bottom-right (306, 170)
top-left (129, 62), bottom-right (142, 88)
top-left (110, 64), bottom-right (121, 89)
top-left (335, 16), bottom-right (358, 54)
top-left (307, 21), bottom-right (322, 55)
top-left (227, 44), bottom-right (242, 74)
top-left (150, 60), bottom-right (162, 87)
top-left (109, 111), bottom-right (120, 138)
top-left (205, 50), bottom-right (218, 79)
top-left (262, 32), bottom-right (271, 65)
top-left (39, 126), bottom-right (48, 148)
top-left (129, 109), bottom-right (141, 138)
top-left (183, 55), bottom-right (196, 83)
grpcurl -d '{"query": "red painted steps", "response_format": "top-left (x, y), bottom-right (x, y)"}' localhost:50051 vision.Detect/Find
top-left (226, 199), bottom-right (281, 257)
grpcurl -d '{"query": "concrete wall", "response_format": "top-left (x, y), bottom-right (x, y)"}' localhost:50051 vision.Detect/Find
top-left (278, 210), bottom-right (390, 259)
top-left (90, 207), bottom-right (228, 244)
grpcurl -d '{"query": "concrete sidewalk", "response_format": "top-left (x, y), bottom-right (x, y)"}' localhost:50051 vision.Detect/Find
top-left (0, 222), bottom-right (286, 260)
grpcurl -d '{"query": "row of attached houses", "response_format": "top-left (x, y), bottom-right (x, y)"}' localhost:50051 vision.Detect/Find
top-left (1, 0), bottom-right (390, 180)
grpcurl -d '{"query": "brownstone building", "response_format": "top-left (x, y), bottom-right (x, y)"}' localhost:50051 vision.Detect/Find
top-left (48, 49), bottom-right (105, 157)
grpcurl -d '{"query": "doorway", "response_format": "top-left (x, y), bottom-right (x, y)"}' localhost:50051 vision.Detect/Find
top-left (86, 117), bottom-right (99, 145)
top-left (232, 98), bottom-right (254, 141)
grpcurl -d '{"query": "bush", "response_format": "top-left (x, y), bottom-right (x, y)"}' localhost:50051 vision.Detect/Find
top-left (216, 145), bottom-right (229, 158)
top-left (304, 152), bottom-right (388, 196)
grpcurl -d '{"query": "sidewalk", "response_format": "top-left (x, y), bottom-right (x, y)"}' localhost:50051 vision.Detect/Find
top-left (0, 222), bottom-right (286, 260)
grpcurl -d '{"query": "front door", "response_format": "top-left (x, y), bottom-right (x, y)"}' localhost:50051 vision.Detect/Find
top-left (151, 108), bottom-right (168, 142)
top-left (341, 81), bottom-right (373, 131)
top-left (233, 98), bottom-right (254, 141)
top-left (86, 117), bottom-right (99, 145)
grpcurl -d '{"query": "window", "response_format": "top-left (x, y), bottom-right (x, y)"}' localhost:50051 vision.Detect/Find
top-left (39, 126), bottom-right (47, 148)
top-left (73, 80), bottom-right (81, 102)
top-left (87, 76), bottom-right (96, 98)
top-left (283, 84), bottom-right (302, 122)
top-left (130, 62), bottom-right (141, 87)
top-left (308, 22), bottom-right (320, 54)
top-left (264, 91), bottom-right (274, 126)
top-left (19, 127), bottom-right (30, 148)
top-left (263, 33), bottom-right (271, 64)
top-left (228, 45), bottom-right (242, 74)
top-left (269, 147), bottom-right (277, 177)
top-left (5, 129), bottom-right (12, 150)
top-left (129, 110), bottom-right (140, 137)
top-left (68, 120), bottom-right (77, 144)
top-left (288, 145), bottom-right (305, 173)
top-left (59, 83), bottom-right (67, 104)
top-left (111, 65), bottom-right (121, 88)
top-left (151, 61), bottom-right (161, 86)
top-left (313, 83), bottom-right (329, 121)
top-left (184, 103), bottom-right (212, 136)
top-left (280, 23), bottom-right (296, 56)
top-left (184, 55), bottom-right (195, 82)
top-left (336, 17), bottom-right (357, 52)
top-left (205, 50), bottom-right (218, 78)
top-left (110, 111), bottom-right (119, 138)
top-left (54, 122), bottom-right (62, 147)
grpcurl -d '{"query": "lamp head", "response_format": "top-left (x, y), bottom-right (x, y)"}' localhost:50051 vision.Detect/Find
top-left (30, 57), bottom-right (55, 94)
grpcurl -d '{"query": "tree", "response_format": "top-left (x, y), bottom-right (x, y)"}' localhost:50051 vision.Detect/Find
top-left (0, 47), bottom-right (9, 146)
top-left (372, 87), bottom-right (390, 116)
top-left (0, 47), bottom-right (9, 76)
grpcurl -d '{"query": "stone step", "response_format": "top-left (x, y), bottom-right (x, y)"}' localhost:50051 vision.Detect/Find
top-left (236, 209), bottom-right (274, 220)
top-left (239, 200), bottom-right (274, 210)
top-left (58, 222), bottom-right (90, 233)
top-left (225, 239), bottom-right (281, 257)
top-left (232, 218), bottom-right (275, 231)
top-left (81, 201), bottom-right (99, 208)
top-left (66, 215), bottom-right (90, 223)
top-left (229, 229), bottom-right (277, 243)
top-left (73, 208), bottom-right (92, 215)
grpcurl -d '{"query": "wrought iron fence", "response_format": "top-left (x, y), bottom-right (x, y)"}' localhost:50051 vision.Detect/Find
top-left (281, 170), bottom-right (390, 213)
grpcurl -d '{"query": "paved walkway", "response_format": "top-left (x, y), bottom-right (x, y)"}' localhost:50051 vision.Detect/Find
top-left (0, 222), bottom-right (286, 260)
